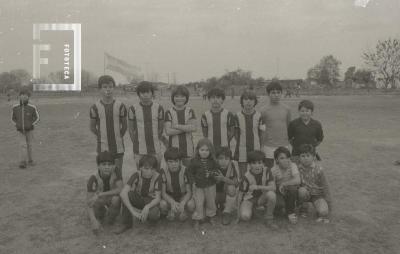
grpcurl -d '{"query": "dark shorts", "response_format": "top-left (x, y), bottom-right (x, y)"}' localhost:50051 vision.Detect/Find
top-left (128, 191), bottom-right (154, 209)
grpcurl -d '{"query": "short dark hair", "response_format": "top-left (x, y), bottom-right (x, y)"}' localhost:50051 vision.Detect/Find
top-left (240, 90), bottom-right (258, 107)
top-left (98, 75), bottom-right (116, 88)
top-left (298, 100), bottom-right (314, 112)
top-left (266, 81), bottom-right (283, 94)
top-left (215, 147), bottom-right (232, 159)
top-left (136, 81), bottom-right (155, 96)
top-left (298, 144), bottom-right (316, 156)
top-left (96, 151), bottom-right (115, 165)
top-left (273, 146), bottom-right (291, 160)
top-left (164, 147), bottom-right (183, 161)
top-left (19, 86), bottom-right (31, 97)
top-left (207, 88), bottom-right (225, 100)
top-left (138, 154), bottom-right (158, 169)
top-left (171, 85), bottom-right (189, 105)
top-left (247, 150), bottom-right (265, 164)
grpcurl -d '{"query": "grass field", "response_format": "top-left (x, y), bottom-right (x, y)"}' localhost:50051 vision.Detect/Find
top-left (1, 94), bottom-right (400, 254)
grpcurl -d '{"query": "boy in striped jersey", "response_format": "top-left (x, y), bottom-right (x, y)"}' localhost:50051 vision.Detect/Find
top-left (116, 155), bottom-right (162, 234)
top-left (215, 147), bottom-right (240, 225)
top-left (12, 87), bottom-right (40, 168)
top-left (236, 151), bottom-right (278, 229)
top-left (86, 151), bottom-right (123, 235)
top-left (164, 86), bottom-right (197, 166)
top-left (234, 90), bottom-right (266, 177)
top-left (128, 81), bottom-right (166, 167)
top-left (90, 75), bottom-right (127, 179)
top-left (159, 147), bottom-right (195, 221)
top-left (201, 88), bottom-right (235, 151)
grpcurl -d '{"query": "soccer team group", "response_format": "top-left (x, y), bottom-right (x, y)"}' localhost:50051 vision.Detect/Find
top-left (11, 75), bottom-right (332, 235)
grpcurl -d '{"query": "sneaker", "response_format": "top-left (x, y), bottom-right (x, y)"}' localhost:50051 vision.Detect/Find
top-left (19, 161), bottom-right (27, 169)
top-left (112, 224), bottom-right (131, 235)
top-left (323, 218), bottom-right (330, 224)
top-left (316, 217), bottom-right (324, 223)
top-left (288, 213), bottom-right (298, 224)
top-left (264, 219), bottom-right (279, 230)
top-left (206, 216), bottom-right (217, 226)
top-left (166, 211), bottom-right (175, 221)
top-left (178, 211), bottom-right (188, 222)
top-left (221, 212), bottom-right (232, 225)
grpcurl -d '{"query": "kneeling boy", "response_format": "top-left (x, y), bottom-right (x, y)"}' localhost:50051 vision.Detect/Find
top-left (237, 150), bottom-right (278, 229)
top-left (160, 147), bottom-right (195, 221)
top-left (86, 151), bottom-right (123, 234)
top-left (215, 147), bottom-right (240, 225)
top-left (117, 155), bottom-right (162, 233)
top-left (297, 144), bottom-right (331, 223)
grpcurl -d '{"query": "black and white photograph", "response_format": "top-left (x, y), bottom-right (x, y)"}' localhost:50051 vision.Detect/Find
top-left (0, 0), bottom-right (399, 253)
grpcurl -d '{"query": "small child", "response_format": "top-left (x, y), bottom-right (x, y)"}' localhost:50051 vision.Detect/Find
top-left (164, 86), bottom-right (197, 166)
top-left (234, 90), bottom-right (265, 177)
top-left (86, 151), bottom-right (123, 234)
top-left (128, 81), bottom-right (167, 166)
top-left (288, 100), bottom-right (323, 161)
top-left (90, 75), bottom-right (127, 179)
top-left (215, 147), bottom-right (240, 225)
top-left (188, 138), bottom-right (220, 228)
top-left (237, 150), bottom-right (278, 229)
top-left (260, 81), bottom-right (291, 169)
top-left (11, 86), bottom-right (40, 168)
top-left (271, 147), bottom-right (301, 224)
top-left (297, 144), bottom-right (331, 223)
top-left (201, 88), bottom-right (235, 151)
top-left (117, 155), bottom-right (162, 234)
top-left (160, 147), bottom-right (195, 221)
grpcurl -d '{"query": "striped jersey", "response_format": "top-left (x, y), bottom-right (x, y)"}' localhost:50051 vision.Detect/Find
top-left (90, 100), bottom-right (127, 154)
top-left (128, 102), bottom-right (164, 155)
top-left (201, 108), bottom-right (235, 149)
top-left (161, 165), bottom-right (190, 201)
top-left (234, 111), bottom-right (265, 162)
top-left (127, 170), bottom-right (162, 198)
top-left (165, 107), bottom-right (196, 158)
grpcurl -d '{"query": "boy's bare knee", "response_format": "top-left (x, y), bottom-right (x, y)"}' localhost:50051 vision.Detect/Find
top-left (159, 200), bottom-right (168, 212)
top-left (110, 196), bottom-right (120, 206)
top-left (226, 185), bottom-right (236, 197)
top-left (148, 207), bottom-right (160, 221)
top-left (315, 199), bottom-right (329, 217)
top-left (186, 199), bottom-right (196, 213)
top-left (266, 191), bottom-right (276, 203)
top-left (298, 187), bottom-right (309, 200)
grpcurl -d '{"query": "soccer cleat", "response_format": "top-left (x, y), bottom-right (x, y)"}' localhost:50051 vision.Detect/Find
top-left (264, 219), bottom-right (279, 230)
top-left (19, 161), bottom-right (27, 169)
top-left (221, 212), bottom-right (232, 225)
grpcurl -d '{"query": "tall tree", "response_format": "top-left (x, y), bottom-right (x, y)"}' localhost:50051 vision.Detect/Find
top-left (344, 66), bottom-right (356, 87)
top-left (363, 38), bottom-right (400, 89)
top-left (306, 55), bottom-right (341, 88)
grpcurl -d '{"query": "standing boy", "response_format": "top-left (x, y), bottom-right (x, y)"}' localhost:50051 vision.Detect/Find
top-left (12, 86), bottom-right (40, 168)
top-left (260, 81), bottom-right (291, 169)
top-left (86, 151), bottom-right (123, 234)
top-left (159, 147), bottom-right (195, 221)
top-left (237, 150), bottom-right (277, 229)
top-left (164, 86), bottom-right (197, 166)
top-left (90, 75), bottom-right (127, 179)
top-left (288, 100), bottom-right (324, 160)
top-left (234, 90), bottom-right (265, 176)
top-left (128, 81), bottom-right (166, 166)
top-left (201, 88), bottom-right (235, 151)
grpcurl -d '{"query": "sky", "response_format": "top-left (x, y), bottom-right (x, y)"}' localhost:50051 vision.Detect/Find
top-left (0, 0), bottom-right (399, 84)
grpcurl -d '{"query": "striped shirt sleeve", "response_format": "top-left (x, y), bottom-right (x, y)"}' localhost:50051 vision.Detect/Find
top-left (120, 103), bottom-right (127, 118)
top-left (165, 110), bottom-right (172, 122)
top-left (89, 104), bottom-right (98, 120)
top-left (128, 106), bottom-right (136, 121)
top-left (188, 108), bottom-right (196, 120)
top-left (127, 172), bottom-right (139, 187)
